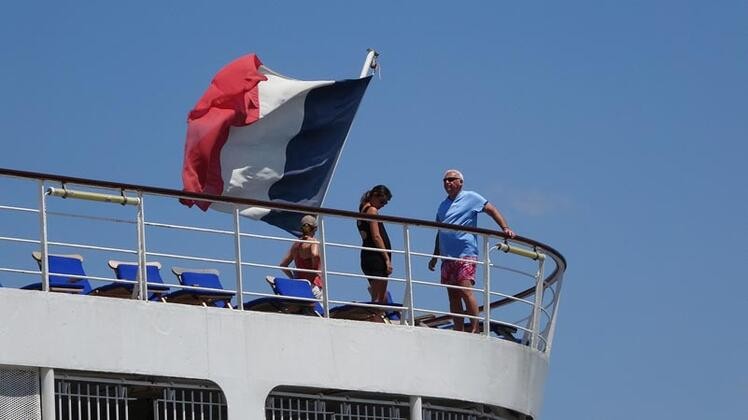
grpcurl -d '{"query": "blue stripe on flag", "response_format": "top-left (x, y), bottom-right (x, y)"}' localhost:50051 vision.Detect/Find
top-left (261, 76), bottom-right (371, 235)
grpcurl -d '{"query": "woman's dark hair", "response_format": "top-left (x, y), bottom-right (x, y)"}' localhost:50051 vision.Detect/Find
top-left (359, 185), bottom-right (392, 210)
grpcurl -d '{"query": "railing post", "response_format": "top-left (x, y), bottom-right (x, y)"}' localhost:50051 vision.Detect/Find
top-left (409, 395), bottom-right (422, 420)
top-left (40, 367), bottom-right (55, 420)
top-left (545, 272), bottom-right (561, 354)
top-left (233, 207), bottom-right (244, 310)
top-left (402, 224), bottom-right (415, 326)
top-left (482, 235), bottom-right (491, 336)
top-left (135, 191), bottom-right (148, 300)
top-left (38, 181), bottom-right (50, 292)
top-left (317, 215), bottom-right (330, 318)
top-left (530, 257), bottom-right (545, 349)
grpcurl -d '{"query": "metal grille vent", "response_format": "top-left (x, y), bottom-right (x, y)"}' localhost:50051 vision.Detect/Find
top-left (339, 401), bottom-right (405, 419)
top-left (266, 393), bottom-right (407, 420)
top-left (155, 388), bottom-right (227, 420)
top-left (266, 395), bottom-right (333, 419)
top-left (56, 380), bottom-right (132, 420)
top-left (423, 405), bottom-right (514, 420)
top-left (423, 410), bottom-right (480, 420)
top-left (0, 367), bottom-right (42, 420)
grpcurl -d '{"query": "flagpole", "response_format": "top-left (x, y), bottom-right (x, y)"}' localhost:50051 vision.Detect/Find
top-left (320, 49), bottom-right (378, 207)
top-left (359, 48), bottom-right (379, 79)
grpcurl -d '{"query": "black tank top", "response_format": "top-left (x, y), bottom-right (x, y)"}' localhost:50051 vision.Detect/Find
top-left (357, 204), bottom-right (391, 252)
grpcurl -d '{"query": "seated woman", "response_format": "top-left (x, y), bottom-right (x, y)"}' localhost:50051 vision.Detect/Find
top-left (279, 215), bottom-right (324, 299)
top-left (357, 185), bottom-right (393, 303)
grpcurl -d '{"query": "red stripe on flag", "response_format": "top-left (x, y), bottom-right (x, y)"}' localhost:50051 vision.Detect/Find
top-left (181, 54), bottom-right (267, 209)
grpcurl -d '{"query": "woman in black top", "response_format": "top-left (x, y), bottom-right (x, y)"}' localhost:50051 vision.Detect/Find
top-left (357, 185), bottom-right (393, 303)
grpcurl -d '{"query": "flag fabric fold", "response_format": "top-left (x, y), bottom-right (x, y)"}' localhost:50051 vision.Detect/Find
top-left (181, 54), bottom-right (371, 234)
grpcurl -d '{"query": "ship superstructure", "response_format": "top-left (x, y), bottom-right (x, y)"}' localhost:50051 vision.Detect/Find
top-left (0, 168), bottom-right (566, 419)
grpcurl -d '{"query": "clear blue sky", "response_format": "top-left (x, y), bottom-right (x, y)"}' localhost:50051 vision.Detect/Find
top-left (1, 1), bottom-right (746, 418)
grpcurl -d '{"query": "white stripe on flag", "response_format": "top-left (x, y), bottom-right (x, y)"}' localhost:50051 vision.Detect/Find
top-left (213, 69), bottom-right (332, 219)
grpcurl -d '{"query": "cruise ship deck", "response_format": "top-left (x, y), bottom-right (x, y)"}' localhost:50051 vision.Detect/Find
top-left (0, 168), bottom-right (566, 420)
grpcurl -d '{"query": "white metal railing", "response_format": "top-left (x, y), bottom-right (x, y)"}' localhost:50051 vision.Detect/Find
top-left (0, 168), bottom-right (566, 354)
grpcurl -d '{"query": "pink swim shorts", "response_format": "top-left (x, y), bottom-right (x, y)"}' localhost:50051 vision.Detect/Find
top-left (440, 256), bottom-right (477, 286)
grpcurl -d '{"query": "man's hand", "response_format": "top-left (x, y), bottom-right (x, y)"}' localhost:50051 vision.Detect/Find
top-left (503, 227), bottom-right (516, 239)
top-left (386, 260), bottom-right (393, 275)
top-left (428, 257), bottom-right (438, 271)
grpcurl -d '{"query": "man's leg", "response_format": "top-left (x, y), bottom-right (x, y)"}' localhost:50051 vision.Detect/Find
top-left (443, 261), bottom-right (465, 331)
top-left (458, 285), bottom-right (480, 333)
top-left (456, 259), bottom-right (479, 333)
top-left (447, 287), bottom-right (465, 331)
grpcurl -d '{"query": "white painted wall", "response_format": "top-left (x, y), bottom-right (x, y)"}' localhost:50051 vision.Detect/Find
top-left (0, 289), bottom-right (549, 418)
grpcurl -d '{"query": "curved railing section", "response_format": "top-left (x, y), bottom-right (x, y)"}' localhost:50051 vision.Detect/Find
top-left (0, 168), bottom-right (566, 355)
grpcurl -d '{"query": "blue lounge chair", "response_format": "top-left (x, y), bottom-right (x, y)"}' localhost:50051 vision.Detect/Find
top-left (164, 267), bottom-right (235, 308)
top-left (241, 278), bottom-right (288, 313)
top-left (88, 260), bottom-right (171, 299)
top-left (272, 276), bottom-right (324, 316)
top-left (383, 292), bottom-right (402, 322)
top-left (22, 252), bottom-right (91, 293)
top-left (248, 276), bottom-right (323, 316)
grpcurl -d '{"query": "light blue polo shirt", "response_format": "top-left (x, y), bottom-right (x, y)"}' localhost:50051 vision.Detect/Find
top-left (436, 190), bottom-right (488, 258)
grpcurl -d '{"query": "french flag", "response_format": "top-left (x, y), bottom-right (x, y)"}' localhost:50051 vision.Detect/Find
top-left (181, 54), bottom-right (371, 234)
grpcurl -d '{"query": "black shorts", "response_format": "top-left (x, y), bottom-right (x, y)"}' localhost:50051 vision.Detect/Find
top-left (360, 250), bottom-right (388, 278)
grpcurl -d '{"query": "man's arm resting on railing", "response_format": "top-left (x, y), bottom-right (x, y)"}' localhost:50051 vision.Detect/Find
top-left (484, 202), bottom-right (516, 238)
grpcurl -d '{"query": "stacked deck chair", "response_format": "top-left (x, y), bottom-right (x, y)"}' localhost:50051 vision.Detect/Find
top-left (464, 319), bottom-right (521, 343)
top-left (23, 252), bottom-right (91, 294)
top-left (329, 291), bottom-right (403, 324)
top-left (483, 320), bottom-right (521, 343)
top-left (88, 260), bottom-right (171, 300)
top-left (245, 276), bottom-right (323, 316)
top-left (164, 267), bottom-right (235, 308)
top-left (422, 315), bottom-right (521, 343)
top-left (240, 276), bottom-right (291, 313)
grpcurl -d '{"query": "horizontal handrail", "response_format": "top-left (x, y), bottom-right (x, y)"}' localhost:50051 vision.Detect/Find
top-left (325, 270), bottom-right (407, 284)
top-left (145, 221), bottom-right (235, 235)
top-left (0, 236), bottom-right (40, 245)
top-left (47, 240), bottom-right (137, 255)
top-left (48, 211), bottom-right (135, 225)
top-left (146, 251), bottom-right (235, 265)
top-left (0, 204), bottom-right (38, 213)
top-left (488, 263), bottom-right (537, 279)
